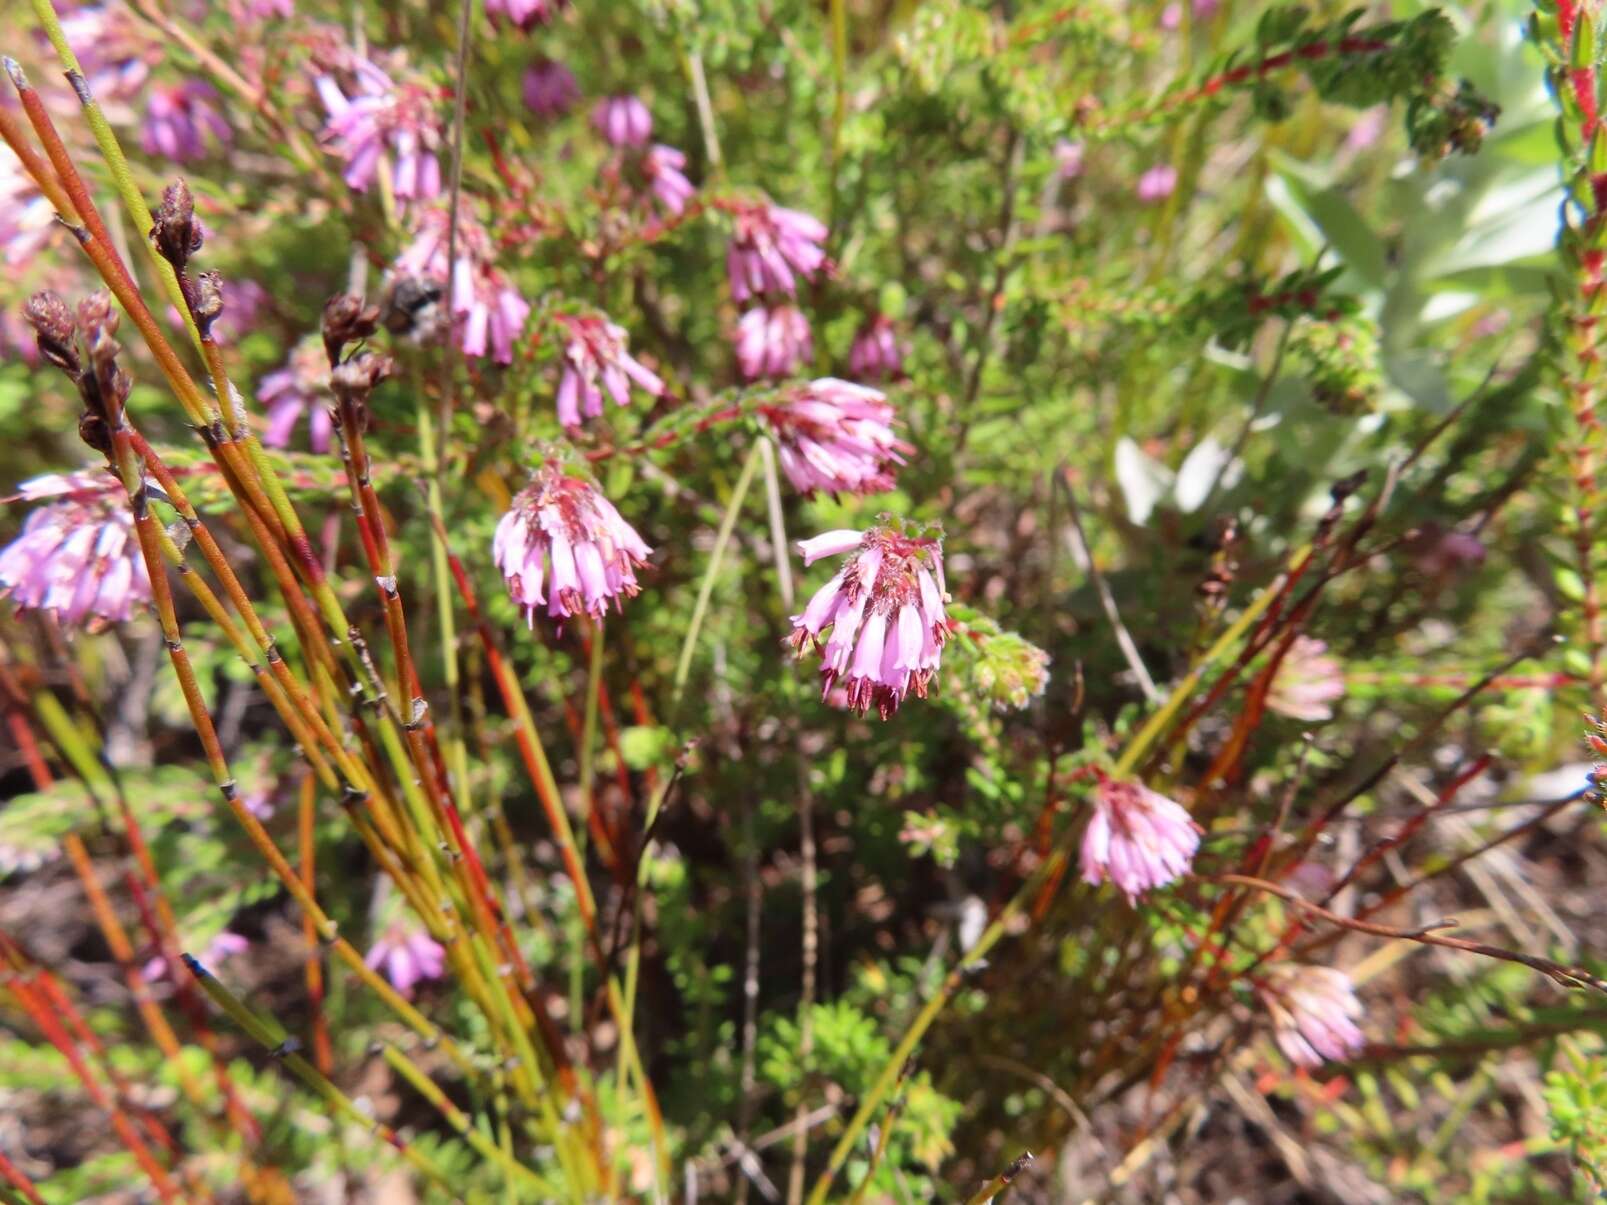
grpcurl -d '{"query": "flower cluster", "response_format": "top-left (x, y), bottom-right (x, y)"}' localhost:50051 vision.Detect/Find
top-left (494, 463), bottom-right (653, 625)
top-left (259, 337), bottom-right (334, 452)
top-left (592, 94), bottom-right (652, 148)
top-left (790, 522), bottom-right (949, 718)
top-left (1080, 775), bottom-right (1200, 903)
top-left (642, 143), bottom-right (695, 218)
top-left (1261, 965), bottom-right (1366, 1067)
top-left (317, 56), bottom-right (444, 200)
top-left (1265, 636), bottom-right (1345, 723)
top-left (737, 303), bottom-right (812, 381)
top-left (485, 0), bottom-right (565, 30)
top-left (366, 924), bottom-right (446, 999)
top-left (760, 379), bottom-right (907, 496)
top-left (523, 58), bottom-right (580, 119)
top-left (391, 207), bottom-right (529, 362)
top-left (848, 315), bottom-right (905, 382)
top-left (141, 81), bottom-right (231, 163)
top-left (0, 493), bottom-right (151, 630)
top-left (554, 313), bottom-right (665, 427)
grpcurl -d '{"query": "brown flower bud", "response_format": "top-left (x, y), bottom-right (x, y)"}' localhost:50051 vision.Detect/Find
top-left (321, 293), bottom-right (381, 365)
top-left (331, 349), bottom-right (395, 398)
top-left (150, 178), bottom-right (202, 269)
top-left (23, 291), bottom-right (79, 376)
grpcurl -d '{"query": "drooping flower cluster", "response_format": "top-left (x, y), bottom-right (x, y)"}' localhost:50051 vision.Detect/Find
top-left (523, 58), bottom-right (580, 119)
top-left (1137, 163), bottom-right (1178, 204)
top-left (259, 337), bottom-right (334, 452)
top-left (553, 313), bottom-right (665, 427)
top-left (141, 81), bottom-right (231, 163)
top-left (0, 493), bottom-right (151, 629)
top-left (1261, 965), bottom-right (1366, 1068)
top-left (759, 379), bottom-right (907, 496)
top-left (391, 207), bottom-right (529, 362)
top-left (366, 924), bottom-right (446, 998)
top-left (726, 201), bottom-right (829, 302)
top-left (737, 304), bottom-right (812, 381)
top-left (1, 155), bottom-right (58, 269)
top-left (485, 0), bottom-right (565, 30)
top-left (1265, 636), bottom-right (1345, 723)
top-left (592, 94), bottom-right (652, 148)
top-left (848, 315), bottom-right (905, 382)
top-left (1080, 775), bottom-right (1199, 903)
top-left (494, 462), bottom-right (653, 625)
top-left (790, 522), bottom-right (949, 718)
top-left (317, 56), bottom-right (444, 200)
top-left (642, 144), bottom-right (695, 218)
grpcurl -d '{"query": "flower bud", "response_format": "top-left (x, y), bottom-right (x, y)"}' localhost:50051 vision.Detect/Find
top-left (192, 269), bottom-right (225, 337)
top-left (23, 291), bottom-right (79, 376)
top-left (150, 178), bottom-right (202, 269)
top-left (321, 292), bottom-right (382, 365)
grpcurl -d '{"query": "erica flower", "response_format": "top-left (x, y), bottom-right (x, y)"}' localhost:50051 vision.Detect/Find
top-left (392, 207), bottom-right (530, 362)
top-left (1054, 138), bottom-right (1085, 181)
top-left (0, 494), bottom-right (151, 629)
top-left (1136, 163), bottom-right (1178, 204)
top-left (317, 57), bottom-right (443, 200)
top-left (736, 304), bottom-right (812, 381)
top-left (365, 924), bottom-right (446, 998)
top-left (554, 313), bottom-right (665, 426)
top-left (1261, 965), bottom-right (1366, 1068)
top-left (141, 81), bottom-right (231, 162)
top-left (760, 379), bottom-right (907, 496)
top-left (0, 156), bottom-right (57, 268)
top-left (1265, 636), bottom-right (1345, 724)
top-left (493, 462), bottom-right (653, 625)
top-left (1080, 775), bottom-right (1199, 902)
top-left (848, 315), bottom-right (904, 382)
top-left (522, 58), bottom-right (580, 119)
top-left (146, 931), bottom-right (248, 982)
top-left (591, 94), bottom-right (652, 148)
top-left (642, 144), bottom-right (695, 217)
top-left (726, 201), bottom-right (829, 302)
top-left (486, 0), bottom-right (564, 29)
top-left (790, 521), bottom-right (949, 718)
top-left (259, 338), bottom-right (333, 452)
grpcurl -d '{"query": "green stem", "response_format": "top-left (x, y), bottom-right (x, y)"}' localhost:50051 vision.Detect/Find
top-left (672, 442), bottom-right (762, 711)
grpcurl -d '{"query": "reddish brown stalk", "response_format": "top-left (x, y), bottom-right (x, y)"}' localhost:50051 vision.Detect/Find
top-left (1217, 874), bottom-right (1607, 993)
top-left (2, 970), bottom-right (182, 1202)
top-left (298, 772), bottom-right (334, 1075)
top-left (0, 1148), bottom-right (46, 1205)
top-left (0, 668), bottom-right (54, 790)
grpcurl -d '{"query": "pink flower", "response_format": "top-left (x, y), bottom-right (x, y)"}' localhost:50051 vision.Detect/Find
top-left (13, 469), bottom-right (120, 501)
top-left (1054, 138), bottom-right (1085, 181)
top-left (259, 338), bottom-right (333, 452)
top-left (0, 155), bottom-right (58, 269)
top-left (1261, 965), bottom-right (1366, 1068)
top-left (1409, 524), bottom-right (1486, 580)
top-left (522, 58), bottom-right (580, 119)
top-left (238, 0), bottom-right (293, 19)
top-left (392, 206), bottom-right (530, 362)
top-left (554, 313), bottom-right (665, 426)
top-left (760, 379), bottom-right (907, 496)
top-left (141, 81), bottom-right (231, 163)
top-left (643, 144), bottom-right (695, 217)
top-left (486, 0), bottom-right (564, 30)
top-left (847, 315), bottom-right (904, 382)
top-left (591, 94), bottom-right (652, 148)
top-left (365, 924), bottom-right (446, 998)
top-left (145, 930), bottom-right (248, 982)
top-left (60, 5), bottom-right (154, 105)
top-left (1080, 776), bottom-right (1199, 902)
top-left (0, 494), bottom-right (151, 629)
top-left (726, 201), bottom-right (829, 302)
top-left (790, 521), bottom-right (949, 718)
top-left (1265, 636), bottom-right (1345, 724)
top-left (494, 462), bottom-right (653, 625)
top-left (318, 57), bottom-right (443, 200)
top-left (1136, 163), bottom-right (1178, 204)
top-left (736, 304), bottom-right (812, 381)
